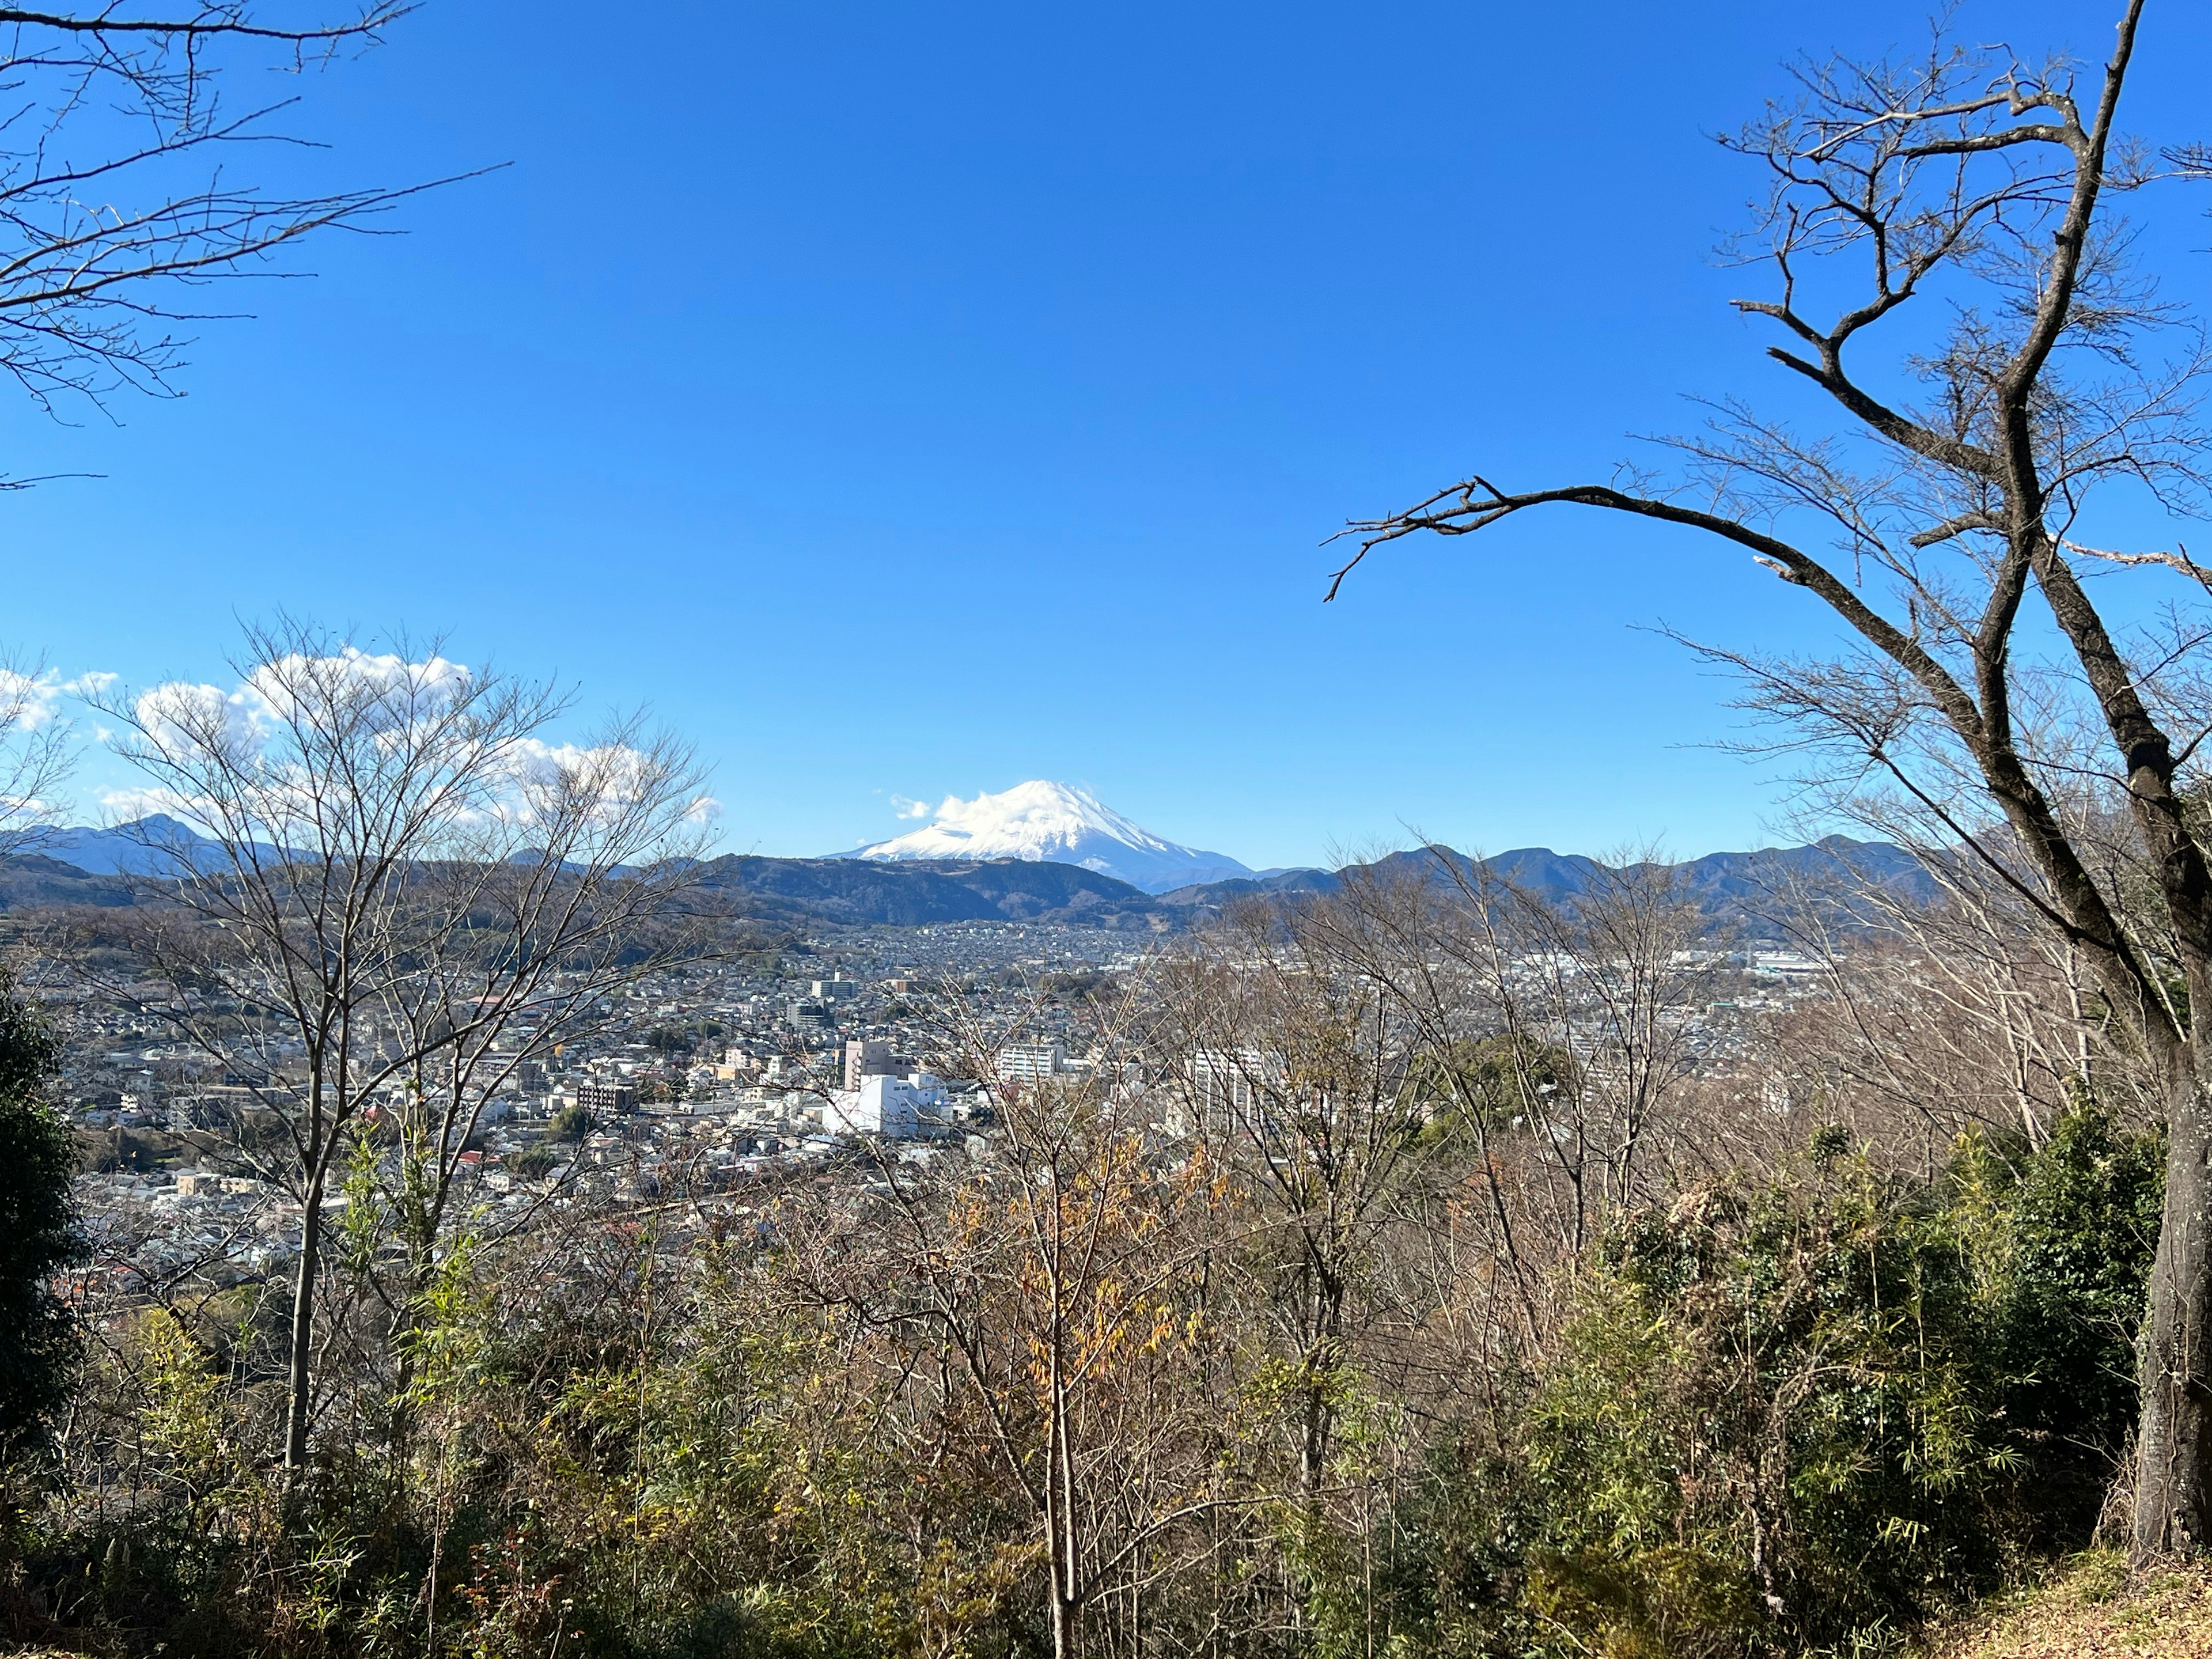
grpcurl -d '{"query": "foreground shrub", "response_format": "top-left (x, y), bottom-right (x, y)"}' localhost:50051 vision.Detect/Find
top-left (1514, 1110), bottom-right (2161, 1657)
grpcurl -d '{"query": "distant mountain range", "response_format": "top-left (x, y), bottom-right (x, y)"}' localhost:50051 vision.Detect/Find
top-left (0, 816), bottom-right (1177, 930)
top-left (847, 781), bottom-right (1250, 893)
top-left (1152, 837), bottom-right (1938, 923)
top-left (36, 815), bottom-right (226, 876)
top-left (0, 815), bottom-right (1937, 935)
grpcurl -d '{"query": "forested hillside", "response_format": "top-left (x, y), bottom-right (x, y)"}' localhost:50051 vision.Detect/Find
top-left (1, 839), bottom-right (2180, 1658)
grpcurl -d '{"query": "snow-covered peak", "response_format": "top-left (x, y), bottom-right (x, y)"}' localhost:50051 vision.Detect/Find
top-left (848, 781), bottom-right (1251, 893)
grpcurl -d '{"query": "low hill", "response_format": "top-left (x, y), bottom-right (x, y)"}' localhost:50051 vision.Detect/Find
top-left (0, 854), bottom-right (137, 910)
top-left (690, 854), bottom-right (1164, 929)
top-left (0, 834), bottom-right (1941, 937)
top-left (36, 814), bottom-right (230, 876)
top-left (0, 846), bottom-right (1169, 931)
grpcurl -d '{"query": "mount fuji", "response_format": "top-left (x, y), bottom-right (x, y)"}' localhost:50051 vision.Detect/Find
top-left (847, 781), bottom-right (1252, 893)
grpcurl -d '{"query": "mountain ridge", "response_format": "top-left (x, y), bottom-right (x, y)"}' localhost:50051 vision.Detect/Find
top-left (692, 853), bottom-right (1165, 929)
top-left (36, 814), bottom-right (229, 876)
top-left (1155, 835), bottom-right (1938, 921)
top-left (2, 817), bottom-right (1940, 934)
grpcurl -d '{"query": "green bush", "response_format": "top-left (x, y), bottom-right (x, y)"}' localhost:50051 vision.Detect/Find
top-left (1509, 1109), bottom-right (2162, 1657)
top-left (1988, 1106), bottom-right (2163, 1530)
top-left (0, 971), bottom-right (74, 1467)
top-left (505, 1143), bottom-right (561, 1181)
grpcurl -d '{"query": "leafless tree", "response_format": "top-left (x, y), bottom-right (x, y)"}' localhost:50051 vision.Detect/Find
top-left (80, 616), bottom-right (714, 1483)
top-left (0, 648), bottom-right (72, 845)
top-left (1161, 887), bottom-right (1455, 1504)
top-left (776, 988), bottom-right (1259, 1659)
top-left (1330, 3), bottom-right (2212, 1560)
top-left (1291, 855), bottom-right (1714, 1278)
top-left (0, 2), bottom-right (436, 450)
top-left (1495, 854), bottom-right (1718, 1218)
top-left (1745, 831), bottom-right (2162, 1172)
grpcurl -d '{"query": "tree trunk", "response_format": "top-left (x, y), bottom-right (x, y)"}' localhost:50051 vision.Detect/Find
top-left (283, 1175), bottom-right (324, 1479)
top-left (2133, 1071), bottom-right (2212, 1560)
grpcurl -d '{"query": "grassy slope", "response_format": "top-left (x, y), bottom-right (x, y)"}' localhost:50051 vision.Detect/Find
top-left (1925, 1552), bottom-right (2212, 1658)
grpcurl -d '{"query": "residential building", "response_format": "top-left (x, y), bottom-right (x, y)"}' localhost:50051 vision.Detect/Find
top-left (995, 1041), bottom-right (1065, 1084)
top-left (825, 1071), bottom-right (948, 1139)
top-left (843, 1039), bottom-right (918, 1089)
top-left (577, 1081), bottom-right (637, 1116)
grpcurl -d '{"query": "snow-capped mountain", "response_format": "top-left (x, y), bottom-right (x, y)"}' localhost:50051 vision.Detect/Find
top-left (847, 781), bottom-right (1251, 893)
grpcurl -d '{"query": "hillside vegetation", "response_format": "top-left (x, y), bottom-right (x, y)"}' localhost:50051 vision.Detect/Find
top-left (1924, 1555), bottom-right (2212, 1659)
top-left (2, 846), bottom-right (2187, 1658)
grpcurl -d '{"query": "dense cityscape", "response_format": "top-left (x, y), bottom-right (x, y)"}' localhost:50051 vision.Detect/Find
top-left (48, 905), bottom-right (1831, 1312)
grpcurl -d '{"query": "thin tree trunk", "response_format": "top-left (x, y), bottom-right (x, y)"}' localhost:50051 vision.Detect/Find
top-left (1055, 1357), bottom-right (1082, 1659)
top-left (283, 1174), bottom-right (324, 1478)
top-left (2134, 1072), bottom-right (2212, 1558)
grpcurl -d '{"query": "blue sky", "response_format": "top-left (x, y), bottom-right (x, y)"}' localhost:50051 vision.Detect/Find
top-left (7, 0), bottom-right (2210, 870)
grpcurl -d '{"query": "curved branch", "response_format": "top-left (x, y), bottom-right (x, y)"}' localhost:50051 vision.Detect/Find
top-left (1328, 478), bottom-right (1989, 744)
top-left (1760, 343), bottom-right (2002, 475)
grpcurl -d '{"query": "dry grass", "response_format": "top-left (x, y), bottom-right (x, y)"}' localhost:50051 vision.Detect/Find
top-left (1922, 1551), bottom-right (2212, 1658)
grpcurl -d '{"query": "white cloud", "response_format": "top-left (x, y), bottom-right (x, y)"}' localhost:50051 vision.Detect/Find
top-left (132, 680), bottom-right (263, 761)
top-left (498, 736), bottom-right (692, 830)
top-left (889, 794), bottom-right (933, 820)
top-left (109, 650), bottom-right (706, 850)
top-left (98, 785), bottom-right (204, 823)
top-left (128, 648), bottom-right (476, 766)
top-left (244, 646), bottom-right (469, 730)
top-left (505, 737), bottom-right (642, 791)
top-left (0, 666), bottom-right (63, 732)
top-left (63, 670), bottom-right (120, 699)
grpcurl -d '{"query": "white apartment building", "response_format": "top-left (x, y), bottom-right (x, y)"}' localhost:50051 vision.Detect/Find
top-left (825, 1071), bottom-right (949, 1139)
top-left (995, 1041), bottom-right (1065, 1084)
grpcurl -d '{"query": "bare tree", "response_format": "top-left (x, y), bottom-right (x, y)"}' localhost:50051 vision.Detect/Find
top-left (778, 995), bottom-right (1253, 1659)
top-left (0, 649), bottom-right (71, 846)
top-left (1163, 886), bottom-right (1445, 1506)
top-left (1752, 832), bottom-right (2162, 1164)
top-left (82, 618), bottom-right (713, 1483)
top-left (1329, 3), bottom-right (2212, 1557)
top-left (0, 3), bottom-right (435, 445)
top-left (1299, 855), bottom-right (1714, 1272)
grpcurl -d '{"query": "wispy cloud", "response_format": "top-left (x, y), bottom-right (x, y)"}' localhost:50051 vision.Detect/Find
top-left (889, 793), bottom-right (933, 820)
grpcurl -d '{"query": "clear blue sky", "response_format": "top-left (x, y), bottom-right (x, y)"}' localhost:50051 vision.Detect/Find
top-left (7, 1), bottom-right (2209, 869)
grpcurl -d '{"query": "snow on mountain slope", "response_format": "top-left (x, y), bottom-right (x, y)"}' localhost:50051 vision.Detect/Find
top-left (847, 781), bottom-right (1252, 893)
